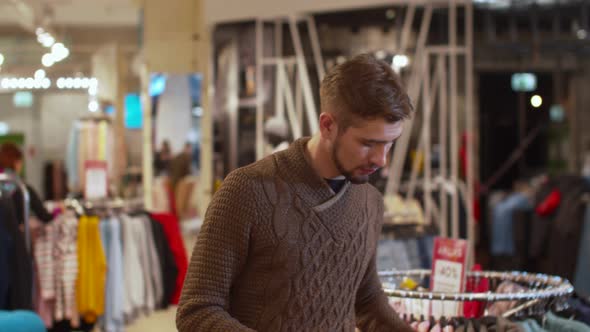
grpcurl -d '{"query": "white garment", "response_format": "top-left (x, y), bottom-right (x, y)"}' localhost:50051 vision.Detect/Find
top-left (121, 214), bottom-right (146, 323)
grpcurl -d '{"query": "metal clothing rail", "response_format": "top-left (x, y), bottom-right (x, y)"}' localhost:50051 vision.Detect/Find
top-left (379, 269), bottom-right (574, 303)
top-left (0, 171), bottom-right (31, 253)
top-left (63, 197), bottom-right (144, 214)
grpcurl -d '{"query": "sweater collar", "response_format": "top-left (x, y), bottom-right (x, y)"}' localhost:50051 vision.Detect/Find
top-left (274, 137), bottom-right (351, 209)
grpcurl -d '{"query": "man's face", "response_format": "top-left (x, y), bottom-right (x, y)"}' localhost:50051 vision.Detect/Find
top-left (331, 117), bottom-right (403, 184)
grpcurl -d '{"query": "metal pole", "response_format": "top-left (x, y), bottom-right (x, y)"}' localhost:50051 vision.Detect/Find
top-left (439, 54), bottom-right (449, 238)
top-left (274, 19), bottom-right (284, 119)
top-left (423, 53), bottom-right (432, 226)
top-left (278, 61), bottom-right (303, 139)
top-left (228, 39), bottom-right (240, 171)
top-left (256, 19), bottom-right (265, 160)
top-left (465, 1), bottom-right (475, 267)
top-left (306, 15), bottom-right (325, 83)
top-left (289, 16), bottom-right (319, 134)
top-left (407, 57), bottom-right (441, 200)
top-left (140, 63), bottom-right (154, 210)
top-left (295, 65), bottom-right (304, 129)
top-left (399, 4), bottom-right (416, 54)
top-left (386, 4), bottom-right (433, 196)
top-left (449, 0), bottom-right (460, 239)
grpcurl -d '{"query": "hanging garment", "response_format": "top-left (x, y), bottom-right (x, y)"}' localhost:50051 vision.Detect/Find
top-left (545, 311), bottom-right (590, 332)
top-left (121, 214), bottom-right (146, 323)
top-left (99, 218), bottom-right (125, 332)
top-left (487, 281), bottom-right (528, 316)
top-left (141, 216), bottom-right (164, 312)
top-left (574, 206), bottom-right (590, 298)
top-left (535, 189), bottom-right (561, 216)
top-left (53, 212), bottom-right (79, 327)
top-left (76, 216), bottom-right (107, 324)
top-left (148, 215), bottom-right (178, 309)
top-left (34, 222), bottom-right (58, 327)
top-left (0, 196), bottom-right (33, 310)
top-left (518, 319), bottom-right (547, 332)
top-left (491, 193), bottom-right (532, 256)
top-left (149, 213), bottom-right (188, 305)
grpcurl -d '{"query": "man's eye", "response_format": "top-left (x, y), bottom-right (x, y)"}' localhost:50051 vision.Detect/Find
top-left (362, 142), bottom-right (374, 148)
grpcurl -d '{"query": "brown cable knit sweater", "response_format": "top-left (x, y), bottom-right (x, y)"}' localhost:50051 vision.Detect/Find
top-left (176, 138), bottom-right (412, 332)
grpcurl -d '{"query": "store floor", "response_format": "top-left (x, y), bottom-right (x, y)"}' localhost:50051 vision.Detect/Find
top-left (126, 307), bottom-right (178, 332)
top-left (123, 227), bottom-right (198, 332)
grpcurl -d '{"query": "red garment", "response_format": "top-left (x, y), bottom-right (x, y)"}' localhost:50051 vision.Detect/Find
top-left (536, 189), bottom-right (561, 216)
top-left (150, 213), bottom-right (188, 305)
top-left (463, 264), bottom-right (489, 318)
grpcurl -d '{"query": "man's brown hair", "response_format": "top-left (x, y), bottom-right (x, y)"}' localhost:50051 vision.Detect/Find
top-left (320, 53), bottom-right (413, 130)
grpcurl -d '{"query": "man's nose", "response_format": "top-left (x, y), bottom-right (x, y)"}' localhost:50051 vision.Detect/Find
top-left (370, 146), bottom-right (387, 168)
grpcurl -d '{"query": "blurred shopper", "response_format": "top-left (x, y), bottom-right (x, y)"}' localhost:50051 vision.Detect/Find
top-left (177, 54), bottom-right (414, 331)
top-left (0, 143), bottom-right (53, 224)
top-left (154, 139), bottom-right (172, 176)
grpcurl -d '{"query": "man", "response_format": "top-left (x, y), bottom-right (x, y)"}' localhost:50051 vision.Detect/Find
top-left (177, 54), bottom-right (414, 331)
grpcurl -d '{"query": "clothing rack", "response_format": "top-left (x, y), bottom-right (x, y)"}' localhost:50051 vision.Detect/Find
top-left (379, 269), bottom-right (574, 319)
top-left (63, 197), bottom-right (144, 215)
top-left (0, 171), bottom-right (31, 252)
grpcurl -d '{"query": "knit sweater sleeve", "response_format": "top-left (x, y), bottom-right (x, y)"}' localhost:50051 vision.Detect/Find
top-left (176, 170), bottom-right (257, 332)
top-left (355, 196), bottom-right (413, 332)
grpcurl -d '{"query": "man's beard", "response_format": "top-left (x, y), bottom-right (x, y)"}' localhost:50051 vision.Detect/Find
top-left (331, 137), bottom-right (373, 184)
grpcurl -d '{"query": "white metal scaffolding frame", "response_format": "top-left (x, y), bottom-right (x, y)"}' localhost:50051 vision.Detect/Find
top-left (383, 0), bottom-right (475, 266)
top-left (255, 15), bottom-right (325, 160)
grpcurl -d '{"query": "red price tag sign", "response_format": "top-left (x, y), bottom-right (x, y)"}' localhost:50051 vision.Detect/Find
top-left (430, 237), bottom-right (469, 318)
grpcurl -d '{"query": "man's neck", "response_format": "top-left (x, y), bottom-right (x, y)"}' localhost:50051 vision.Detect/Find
top-left (306, 135), bottom-right (342, 179)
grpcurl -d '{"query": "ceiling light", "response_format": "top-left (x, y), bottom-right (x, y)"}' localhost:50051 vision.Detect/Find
top-left (41, 78), bottom-right (51, 89)
top-left (65, 78), bottom-right (73, 89)
top-left (393, 54), bottom-right (410, 68)
top-left (17, 78), bottom-right (26, 89)
top-left (89, 78), bottom-right (98, 89)
top-left (1, 78), bottom-right (9, 89)
top-left (25, 78), bottom-right (35, 89)
top-left (81, 78), bottom-right (90, 89)
top-left (73, 78), bottom-right (82, 89)
top-left (578, 29), bottom-right (588, 40)
top-left (531, 95), bottom-right (543, 108)
top-left (375, 50), bottom-right (387, 60)
top-left (57, 78), bottom-right (65, 89)
top-left (42, 36), bottom-right (55, 48)
top-left (88, 100), bottom-right (99, 112)
top-left (36, 27), bottom-right (44, 35)
top-left (88, 85), bottom-right (98, 96)
top-left (42, 53), bottom-right (54, 67)
top-left (386, 9), bottom-right (396, 20)
top-left (0, 53), bottom-right (4, 66)
top-left (34, 69), bottom-right (46, 80)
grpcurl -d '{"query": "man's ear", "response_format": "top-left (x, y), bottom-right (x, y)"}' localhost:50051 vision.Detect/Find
top-left (319, 112), bottom-right (337, 140)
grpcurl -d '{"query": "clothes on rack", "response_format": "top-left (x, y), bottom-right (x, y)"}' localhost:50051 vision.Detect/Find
top-left (150, 213), bottom-right (188, 305)
top-left (99, 217), bottom-right (125, 332)
top-left (574, 205), bottom-right (590, 298)
top-left (65, 119), bottom-right (115, 192)
top-left (31, 207), bottom-right (186, 331)
top-left (377, 236), bottom-right (434, 272)
top-left (529, 175), bottom-right (590, 281)
top-left (490, 192), bottom-right (532, 256)
top-left (77, 216), bottom-right (107, 324)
